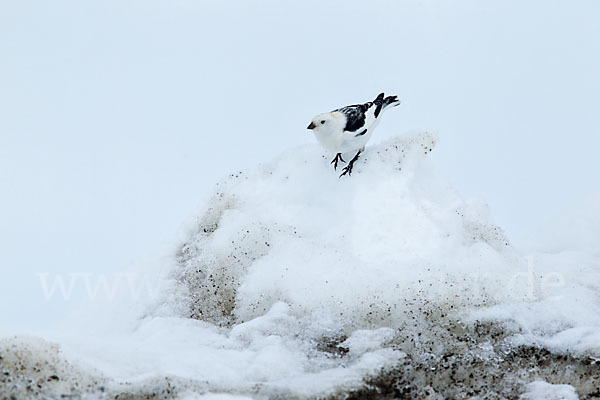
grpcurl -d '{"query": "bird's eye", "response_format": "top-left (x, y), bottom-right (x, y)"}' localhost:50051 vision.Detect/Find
top-left (320, 120), bottom-right (325, 124)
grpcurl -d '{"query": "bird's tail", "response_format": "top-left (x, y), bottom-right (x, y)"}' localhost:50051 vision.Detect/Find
top-left (373, 93), bottom-right (400, 117)
top-left (382, 95), bottom-right (401, 110)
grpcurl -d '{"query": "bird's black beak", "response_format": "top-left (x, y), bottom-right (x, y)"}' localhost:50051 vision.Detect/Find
top-left (307, 122), bottom-right (316, 130)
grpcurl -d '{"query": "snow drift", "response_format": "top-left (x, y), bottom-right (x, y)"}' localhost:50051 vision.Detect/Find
top-left (2, 131), bottom-right (600, 399)
top-left (171, 131), bottom-right (519, 329)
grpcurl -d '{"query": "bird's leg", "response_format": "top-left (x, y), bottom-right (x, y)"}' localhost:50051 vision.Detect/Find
top-left (339, 150), bottom-right (362, 178)
top-left (330, 153), bottom-right (346, 170)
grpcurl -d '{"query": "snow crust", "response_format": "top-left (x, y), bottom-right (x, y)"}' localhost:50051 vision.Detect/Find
top-left (2, 131), bottom-right (600, 398)
top-left (520, 380), bottom-right (579, 400)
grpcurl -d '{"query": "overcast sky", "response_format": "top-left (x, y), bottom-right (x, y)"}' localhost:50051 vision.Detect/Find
top-left (1, 0), bottom-right (599, 331)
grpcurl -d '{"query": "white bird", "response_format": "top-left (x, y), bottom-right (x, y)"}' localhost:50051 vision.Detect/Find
top-left (307, 93), bottom-right (401, 177)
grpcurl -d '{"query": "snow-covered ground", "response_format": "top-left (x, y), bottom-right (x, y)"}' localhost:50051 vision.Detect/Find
top-left (521, 381), bottom-right (579, 400)
top-left (2, 132), bottom-right (599, 399)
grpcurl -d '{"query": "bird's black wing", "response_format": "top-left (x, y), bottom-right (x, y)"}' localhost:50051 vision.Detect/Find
top-left (333, 102), bottom-right (373, 132)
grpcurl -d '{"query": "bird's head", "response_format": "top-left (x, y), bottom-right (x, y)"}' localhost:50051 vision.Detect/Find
top-left (307, 113), bottom-right (339, 133)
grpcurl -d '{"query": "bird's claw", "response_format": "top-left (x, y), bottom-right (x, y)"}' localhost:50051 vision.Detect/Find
top-left (330, 153), bottom-right (346, 171)
top-left (338, 150), bottom-right (361, 178)
top-left (339, 165), bottom-right (353, 178)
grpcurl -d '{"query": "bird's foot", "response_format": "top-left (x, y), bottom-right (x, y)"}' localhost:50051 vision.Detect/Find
top-left (339, 151), bottom-right (361, 178)
top-left (339, 164), bottom-right (353, 177)
top-left (330, 153), bottom-right (346, 170)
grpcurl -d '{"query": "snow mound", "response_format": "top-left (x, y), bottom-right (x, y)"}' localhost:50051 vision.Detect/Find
top-left (169, 131), bottom-right (520, 333)
top-left (4, 131), bottom-right (600, 398)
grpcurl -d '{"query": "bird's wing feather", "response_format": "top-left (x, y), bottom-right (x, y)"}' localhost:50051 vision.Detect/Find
top-left (333, 102), bottom-right (374, 132)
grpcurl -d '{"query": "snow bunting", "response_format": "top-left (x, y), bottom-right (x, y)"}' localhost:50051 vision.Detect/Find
top-left (307, 93), bottom-right (401, 177)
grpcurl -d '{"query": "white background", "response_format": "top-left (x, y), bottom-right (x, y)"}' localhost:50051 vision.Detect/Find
top-left (1, 0), bottom-right (599, 331)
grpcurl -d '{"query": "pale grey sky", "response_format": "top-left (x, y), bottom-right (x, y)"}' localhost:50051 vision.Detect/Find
top-left (1, 0), bottom-right (599, 331)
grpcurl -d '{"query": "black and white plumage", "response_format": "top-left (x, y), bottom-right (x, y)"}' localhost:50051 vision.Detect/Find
top-left (307, 93), bottom-right (401, 176)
